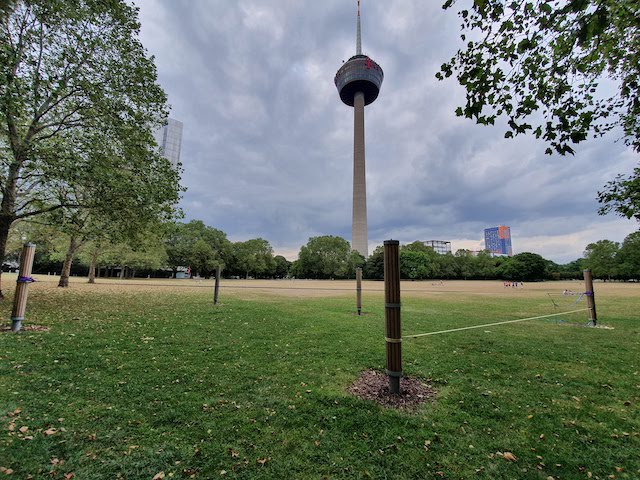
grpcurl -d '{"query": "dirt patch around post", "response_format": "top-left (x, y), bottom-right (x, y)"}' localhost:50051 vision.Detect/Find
top-left (348, 369), bottom-right (436, 410)
top-left (1, 325), bottom-right (50, 333)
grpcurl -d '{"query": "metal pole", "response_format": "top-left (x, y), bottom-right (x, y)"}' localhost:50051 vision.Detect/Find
top-left (214, 267), bottom-right (221, 305)
top-left (583, 269), bottom-right (597, 326)
top-left (356, 267), bottom-right (362, 315)
top-left (11, 243), bottom-right (36, 333)
top-left (384, 240), bottom-right (402, 394)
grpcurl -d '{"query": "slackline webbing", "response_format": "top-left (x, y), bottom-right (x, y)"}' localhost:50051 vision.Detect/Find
top-left (404, 308), bottom-right (591, 339)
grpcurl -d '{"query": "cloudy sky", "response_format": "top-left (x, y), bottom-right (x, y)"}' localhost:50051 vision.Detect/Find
top-left (135, 0), bottom-right (638, 264)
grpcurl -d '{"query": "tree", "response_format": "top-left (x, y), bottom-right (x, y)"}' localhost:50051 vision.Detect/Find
top-left (165, 221), bottom-right (232, 277)
top-left (454, 249), bottom-right (474, 280)
top-left (616, 231), bottom-right (640, 279)
top-left (75, 233), bottom-right (168, 280)
top-left (273, 255), bottom-right (291, 278)
top-left (363, 245), bottom-right (384, 280)
top-left (598, 167), bottom-right (640, 221)
top-left (584, 239), bottom-right (620, 280)
top-left (438, 252), bottom-right (457, 279)
top-left (40, 122), bottom-right (180, 288)
top-left (346, 250), bottom-right (365, 279)
top-left (439, 0), bottom-right (640, 218)
top-left (231, 238), bottom-right (276, 279)
top-left (498, 252), bottom-right (547, 281)
top-left (0, 0), bottom-right (171, 297)
top-left (297, 236), bottom-right (352, 279)
top-left (0, 2), bottom-right (15, 20)
top-left (475, 250), bottom-right (498, 279)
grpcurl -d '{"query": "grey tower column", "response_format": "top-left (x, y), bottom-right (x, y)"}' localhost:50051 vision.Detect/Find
top-left (352, 91), bottom-right (368, 258)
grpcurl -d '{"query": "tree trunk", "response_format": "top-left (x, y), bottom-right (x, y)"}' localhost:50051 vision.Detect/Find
top-left (58, 236), bottom-right (81, 287)
top-left (88, 248), bottom-right (99, 284)
top-left (0, 215), bottom-right (15, 300)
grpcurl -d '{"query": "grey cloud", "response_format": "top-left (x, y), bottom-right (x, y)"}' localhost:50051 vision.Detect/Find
top-left (136, 0), bottom-right (638, 262)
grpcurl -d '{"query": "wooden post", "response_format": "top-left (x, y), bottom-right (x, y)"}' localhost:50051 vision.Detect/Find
top-left (11, 243), bottom-right (36, 333)
top-left (214, 267), bottom-right (221, 305)
top-left (356, 267), bottom-right (362, 315)
top-left (583, 269), bottom-right (597, 326)
top-left (384, 240), bottom-right (402, 394)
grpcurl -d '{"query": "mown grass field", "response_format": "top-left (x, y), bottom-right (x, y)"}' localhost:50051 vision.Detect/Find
top-left (1, 276), bottom-right (638, 479)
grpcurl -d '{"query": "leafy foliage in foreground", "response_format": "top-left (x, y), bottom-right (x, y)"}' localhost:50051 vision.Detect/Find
top-left (439, 0), bottom-right (640, 219)
top-left (0, 283), bottom-right (638, 479)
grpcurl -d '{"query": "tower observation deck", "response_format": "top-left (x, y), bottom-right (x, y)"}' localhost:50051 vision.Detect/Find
top-left (335, 54), bottom-right (384, 107)
top-left (334, 1), bottom-right (383, 258)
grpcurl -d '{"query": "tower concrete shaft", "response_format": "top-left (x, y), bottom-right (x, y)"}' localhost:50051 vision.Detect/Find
top-left (352, 92), bottom-right (368, 258)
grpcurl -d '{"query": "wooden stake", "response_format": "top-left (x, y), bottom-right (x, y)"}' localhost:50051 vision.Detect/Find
top-left (356, 267), bottom-right (362, 315)
top-left (583, 269), bottom-right (597, 326)
top-left (11, 243), bottom-right (36, 333)
top-left (384, 240), bottom-right (402, 394)
top-left (214, 267), bottom-right (221, 305)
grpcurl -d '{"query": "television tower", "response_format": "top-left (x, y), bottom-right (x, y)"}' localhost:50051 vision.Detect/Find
top-left (334, 0), bottom-right (383, 258)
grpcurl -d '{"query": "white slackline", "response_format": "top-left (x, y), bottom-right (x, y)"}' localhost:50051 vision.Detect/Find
top-left (404, 308), bottom-right (591, 339)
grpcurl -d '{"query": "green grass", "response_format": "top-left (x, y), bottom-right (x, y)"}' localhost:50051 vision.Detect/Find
top-left (1, 283), bottom-right (639, 479)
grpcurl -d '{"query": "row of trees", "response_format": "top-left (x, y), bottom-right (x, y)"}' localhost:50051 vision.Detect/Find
top-left (9, 218), bottom-right (638, 283)
top-left (292, 235), bottom-right (639, 282)
top-left (6, 219), bottom-right (294, 281)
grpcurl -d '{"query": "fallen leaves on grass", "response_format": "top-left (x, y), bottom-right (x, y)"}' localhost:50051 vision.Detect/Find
top-left (0, 467), bottom-right (14, 475)
top-left (0, 325), bottom-right (50, 333)
top-left (498, 451), bottom-right (517, 462)
top-left (152, 472), bottom-right (165, 480)
top-left (256, 457), bottom-right (270, 466)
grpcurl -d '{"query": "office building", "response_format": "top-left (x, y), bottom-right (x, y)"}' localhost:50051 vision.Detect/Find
top-left (424, 240), bottom-right (451, 255)
top-left (484, 226), bottom-right (513, 256)
top-left (153, 117), bottom-right (183, 167)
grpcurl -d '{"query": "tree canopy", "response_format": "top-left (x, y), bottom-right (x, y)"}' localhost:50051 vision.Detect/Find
top-left (297, 236), bottom-right (354, 279)
top-left (584, 239), bottom-right (620, 280)
top-left (165, 221), bottom-right (231, 277)
top-left (0, 0), bottom-right (179, 295)
top-left (616, 231), bottom-right (640, 279)
top-left (439, 0), bottom-right (640, 219)
top-left (498, 252), bottom-right (547, 281)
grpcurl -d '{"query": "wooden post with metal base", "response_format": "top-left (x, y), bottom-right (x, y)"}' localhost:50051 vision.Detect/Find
top-left (214, 267), bottom-right (221, 305)
top-left (356, 267), bottom-right (362, 315)
top-left (583, 269), bottom-right (597, 326)
top-left (384, 240), bottom-right (402, 394)
top-left (11, 243), bottom-right (36, 333)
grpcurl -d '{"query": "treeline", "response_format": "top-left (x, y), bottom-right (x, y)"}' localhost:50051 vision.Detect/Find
top-left (6, 219), bottom-right (639, 283)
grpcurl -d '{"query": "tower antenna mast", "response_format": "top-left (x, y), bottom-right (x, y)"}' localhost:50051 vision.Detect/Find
top-left (356, 0), bottom-right (362, 55)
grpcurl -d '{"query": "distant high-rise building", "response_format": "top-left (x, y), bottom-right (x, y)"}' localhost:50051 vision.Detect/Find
top-left (153, 117), bottom-right (183, 167)
top-left (424, 240), bottom-right (451, 255)
top-left (484, 226), bottom-right (513, 256)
